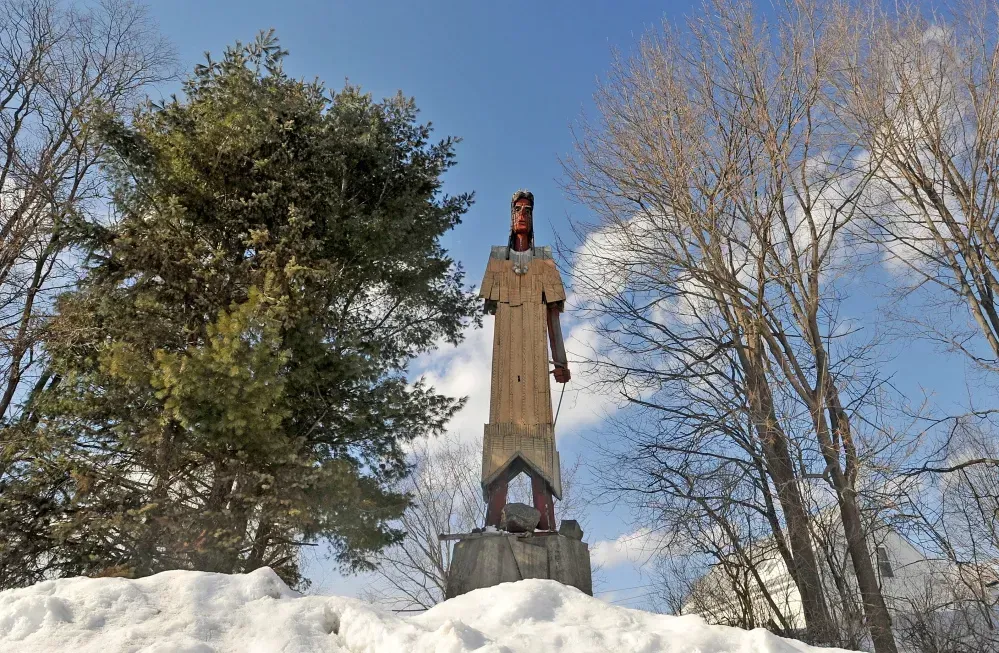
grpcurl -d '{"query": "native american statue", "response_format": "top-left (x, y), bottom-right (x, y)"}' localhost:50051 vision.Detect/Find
top-left (478, 190), bottom-right (570, 531)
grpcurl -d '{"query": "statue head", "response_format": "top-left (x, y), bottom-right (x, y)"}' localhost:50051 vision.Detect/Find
top-left (509, 189), bottom-right (534, 250)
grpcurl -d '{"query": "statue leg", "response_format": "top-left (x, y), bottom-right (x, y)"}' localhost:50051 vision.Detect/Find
top-left (531, 473), bottom-right (556, 531)
top-left (484, 475), bottom-right (508, 528)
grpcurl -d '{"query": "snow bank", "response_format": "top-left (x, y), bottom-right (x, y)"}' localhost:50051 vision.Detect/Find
top-left (0, 567), bottom-right (858, 653)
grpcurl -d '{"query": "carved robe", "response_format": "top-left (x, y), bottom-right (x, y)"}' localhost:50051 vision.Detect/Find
top-left (478, 245), bottom-right (566, 498)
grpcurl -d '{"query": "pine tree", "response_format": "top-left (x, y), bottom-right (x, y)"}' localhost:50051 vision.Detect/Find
top-left (8, 32), bottom-right (477, 587)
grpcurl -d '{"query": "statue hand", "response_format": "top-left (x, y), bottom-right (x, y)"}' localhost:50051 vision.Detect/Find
top-left (553, 366), bottom-right (571, 383)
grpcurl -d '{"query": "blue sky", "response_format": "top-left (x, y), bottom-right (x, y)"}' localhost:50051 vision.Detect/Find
top-left (146, 0), bottom-right (680, 266)
top-left (143, 0), bottom-right (987, 611)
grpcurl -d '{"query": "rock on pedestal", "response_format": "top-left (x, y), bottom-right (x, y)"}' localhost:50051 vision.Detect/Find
top-left (500, 503), bottom-right (540, 533)
top-left (445, 530), bottom-right (592, 599)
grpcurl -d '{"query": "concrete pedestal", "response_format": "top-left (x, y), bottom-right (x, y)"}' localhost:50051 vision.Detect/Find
top-left (444, 531), bottom-right (592, 599)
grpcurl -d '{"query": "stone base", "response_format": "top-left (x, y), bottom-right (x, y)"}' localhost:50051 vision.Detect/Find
top-left (444, 531), bottom-right (592, 599)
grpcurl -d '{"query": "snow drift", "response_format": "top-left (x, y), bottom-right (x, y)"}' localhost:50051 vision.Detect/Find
top-left (0, 567), bottom-right (858, 652)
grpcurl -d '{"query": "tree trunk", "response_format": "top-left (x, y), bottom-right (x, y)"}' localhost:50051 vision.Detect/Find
top-left (821, 379), bottom-right (899, 653)
top-left (0, 238), bottom-right (53, 418)
top-left (135, 419), bottom-right (177, 575)
top-left (744, 361), bottom-right (835, 643)
top-left (837, 486), bottom-right (897, 653)
top-left (244, 520), bottom-right (272, 572)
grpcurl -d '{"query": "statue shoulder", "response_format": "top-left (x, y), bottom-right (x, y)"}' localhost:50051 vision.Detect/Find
top-left (489, 246), bottom-right (509, 260)
top-left (533, 246), bottom-right (553, 260)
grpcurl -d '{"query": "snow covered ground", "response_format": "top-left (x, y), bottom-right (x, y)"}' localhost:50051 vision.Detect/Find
top-left (0, 567), bottom-right (858, 653)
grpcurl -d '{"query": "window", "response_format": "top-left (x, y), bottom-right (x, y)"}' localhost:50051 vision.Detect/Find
top-left (876, 546), bottom-right (894, 579)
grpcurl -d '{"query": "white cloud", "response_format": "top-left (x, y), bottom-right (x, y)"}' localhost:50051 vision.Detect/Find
top-left (414, 319), bottom-right (495, 448)
top-left (589, 527), bottom-right (660, 569)
top-left (570, 221), bottom-right (635, 305)
top-left (550, 322), bottom-right (626, 433)
top-left (853, 26), bottom-right (974, 280)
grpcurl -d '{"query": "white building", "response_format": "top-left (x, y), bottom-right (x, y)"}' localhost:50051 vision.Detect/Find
top-left (681, 515), bottom-right (999, 650)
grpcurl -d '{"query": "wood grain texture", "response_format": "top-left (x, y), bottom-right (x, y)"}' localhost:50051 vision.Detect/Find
top-left (478, 249), bottom-right (566, 496)
top-left (482, 423), bottom-right (562, 499)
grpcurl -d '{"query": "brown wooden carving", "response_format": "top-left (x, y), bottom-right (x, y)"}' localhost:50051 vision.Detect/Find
top-left (479, 190), bottom-right (570, 531)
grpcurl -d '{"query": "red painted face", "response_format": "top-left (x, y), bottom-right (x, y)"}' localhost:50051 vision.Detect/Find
top-left (513, 198), bottom-right (533, 236)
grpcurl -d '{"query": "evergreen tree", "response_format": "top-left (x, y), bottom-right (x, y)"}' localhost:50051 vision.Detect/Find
top-left (7, 32), bottom-right (477, 587)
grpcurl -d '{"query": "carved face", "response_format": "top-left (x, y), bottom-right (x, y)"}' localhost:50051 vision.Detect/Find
top-left (512, 198), bottom-right (533, 236)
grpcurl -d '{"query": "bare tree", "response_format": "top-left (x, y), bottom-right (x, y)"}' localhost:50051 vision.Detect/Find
top-left (639, 438), bottom-right (803, 637)
top-left (842, 0), bottom-right (999, 377)
top-left (0, 0), bottom-right (172, 590)
top-left (834, 4), bottom-right (999, 646)
top-left (0, 0), bottom-right (173, 422)
top-left (363, 435), bottom-right (482, 610)
top-left (887, 418), bottom-right (999, 652)
top-left (595, 392), bottom-right (807, 637)
top-left (565, 1), bottom-right (901, 649)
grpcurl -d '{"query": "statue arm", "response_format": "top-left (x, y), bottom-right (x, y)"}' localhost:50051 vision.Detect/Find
top-left (480, 253), bottom-right (502, 315)
top-left (547, 302), bottom-right (570, 383)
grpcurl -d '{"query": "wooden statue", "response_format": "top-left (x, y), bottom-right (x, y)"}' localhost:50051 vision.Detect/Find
top-left (479, 190), bottom-right (570, 531)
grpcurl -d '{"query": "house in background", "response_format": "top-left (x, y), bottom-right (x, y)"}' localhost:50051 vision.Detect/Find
top-left (681, 514), bottom-right (999, 651)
